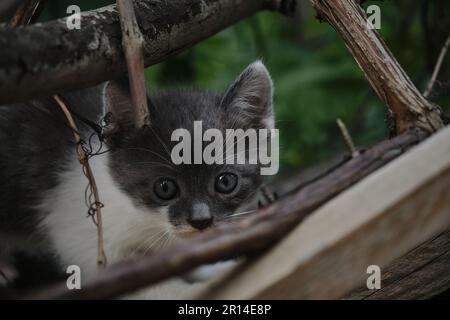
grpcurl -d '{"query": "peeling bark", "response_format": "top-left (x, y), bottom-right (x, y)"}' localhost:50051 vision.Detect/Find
top-left (309, 0), bottom-right (444, 135)
top-left (0, 0), bottom-right (295, 104)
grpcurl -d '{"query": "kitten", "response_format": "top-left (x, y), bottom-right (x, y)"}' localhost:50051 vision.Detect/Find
top-left (0, 61), bottom-right (274, 298)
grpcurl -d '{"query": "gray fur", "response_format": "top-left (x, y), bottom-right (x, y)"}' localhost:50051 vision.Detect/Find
top-left (0, 61), bottom-right (274, 291)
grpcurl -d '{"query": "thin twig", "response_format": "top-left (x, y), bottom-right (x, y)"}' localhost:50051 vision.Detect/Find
top-left (8, 0), bottom-right (44, 27)
top-left (53, 95), bottom-right (107, 269)
top-left (116, 0), bottom-right (150, 128)
top-left (423, 35), bottom-right (450, 99)
top-left (337, 118), bottom-right (359, 158)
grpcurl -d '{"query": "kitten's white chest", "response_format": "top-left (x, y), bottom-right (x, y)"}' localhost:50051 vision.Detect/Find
top-left (38, 154), bottom-right (166, 279)
top-left (38, 153), bottom-right (233, 299)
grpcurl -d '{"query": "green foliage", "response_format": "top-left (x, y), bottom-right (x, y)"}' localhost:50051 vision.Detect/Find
top-left (40, 0), bottom-right (450, 173)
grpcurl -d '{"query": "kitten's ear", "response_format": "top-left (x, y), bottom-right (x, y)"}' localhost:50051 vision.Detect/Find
top-left (104, 77), bottom-right (135, 131)
top-left (221, 60), bottom-right (274, 129)
top-left (103, 77), bottom-right (153, 146)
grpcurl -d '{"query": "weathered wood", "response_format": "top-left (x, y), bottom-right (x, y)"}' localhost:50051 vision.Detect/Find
top-left (116, 0), bottom-right (150, 128)
top-left (0, 0), bottom-right (295, 104)
top-left (29, 129), bottom-right (427, 299)
top-left (309, 0), bottom-right (444, 134)
top-left (189, 125), bottom-right (450, 299)
top-left (345, 230), bottom-right (450, 300)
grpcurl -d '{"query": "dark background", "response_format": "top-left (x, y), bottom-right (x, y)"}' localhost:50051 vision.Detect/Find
top-left (36, 0), bottom-right (450, 175)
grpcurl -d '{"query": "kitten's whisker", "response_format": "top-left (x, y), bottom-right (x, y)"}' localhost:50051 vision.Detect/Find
top-left (229, 209), bottom-right (256, 216)
top-left (157, 231), bottom-right (172, 251)
top-left (149, 127), bottom-right (172, 159)
top-left (224, 209), bottom-right (256, 220)
top-left (129, 229), bottom-right (166, 256)
top-left (145, 229), bottom-right (170, 254)
top-left (214, 120), bottom-right (238, 159)
top-left (125, 147), bottom-right (177, 170)
top-left (130, 161), bottom-right (176, 171)
top-left (160, 231), bottom-right (174, 250)
top-left (130, 227), bottom-right (170, 256)
top-left (220, 147), bottom-right (267, 163)
top-left (222, 132), bottom-right (248, 157)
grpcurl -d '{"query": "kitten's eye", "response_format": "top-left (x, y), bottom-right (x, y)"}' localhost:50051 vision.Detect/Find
top-left (215, 173), bottom-right (238, 194)
top-left (154, 178), bottom-right (178, 200)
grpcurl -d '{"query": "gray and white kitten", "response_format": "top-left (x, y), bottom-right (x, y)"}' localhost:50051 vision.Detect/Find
top-left (0, 61), bottom-right (274, 298)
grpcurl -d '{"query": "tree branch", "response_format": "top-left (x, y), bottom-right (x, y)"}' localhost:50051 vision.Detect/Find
top-left (308, 0), bottom-right (444, 135)
top-left (116, 0), bottom-right (150, 128)
top-left (31, 128), bottom-right (427, 299)
top-left (0, 0), bottom-right (295, 104)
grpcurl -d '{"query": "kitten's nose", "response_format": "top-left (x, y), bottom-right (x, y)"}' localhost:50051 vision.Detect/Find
top-left (188, 216), bottom-right (213, 230)
top-left (187, 203), bottom-right (213, 230)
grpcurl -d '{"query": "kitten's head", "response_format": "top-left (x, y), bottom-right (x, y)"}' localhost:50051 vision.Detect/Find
top-left (104, 61), bottom-right (274, 239)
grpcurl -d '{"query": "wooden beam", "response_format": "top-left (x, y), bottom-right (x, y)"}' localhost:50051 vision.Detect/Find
top-left (345, 230), bottom-right (450, 300)
top-left (190, 125), bottom-right (450, 299)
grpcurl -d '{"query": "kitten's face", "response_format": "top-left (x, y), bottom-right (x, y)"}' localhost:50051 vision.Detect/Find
top-left (105, 61), bottom-right (274, 238)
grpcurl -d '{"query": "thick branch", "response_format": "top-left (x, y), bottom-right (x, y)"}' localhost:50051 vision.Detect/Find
top-left (0, 0), bottom-right (295, 104)
top-left (309, 0), bottom-right (444, 135)
top-left (32, 128), bottom-right (427, 299)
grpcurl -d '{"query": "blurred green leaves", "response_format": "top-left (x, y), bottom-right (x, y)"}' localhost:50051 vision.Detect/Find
top-left (145, 1), bottom-right (449, 173)
top-left (38, 0), bottom-right (450, 173)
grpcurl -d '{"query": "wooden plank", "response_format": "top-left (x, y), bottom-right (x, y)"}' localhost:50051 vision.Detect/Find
top-left (345, 230), bottom-right (450, 299)
top-left (189, 126), bottom-right (450, 299)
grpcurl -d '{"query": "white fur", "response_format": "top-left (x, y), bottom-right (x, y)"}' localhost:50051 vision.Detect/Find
top-left (38, 152), bottom-right (235, 299)
top-left (34, 62), bottom-right (273, 298)
top-left (38, 153), bottom-right (211, 299)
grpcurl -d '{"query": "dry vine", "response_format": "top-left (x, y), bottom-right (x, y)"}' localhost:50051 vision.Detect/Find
top-left (53, 95), bottom-right (107, 269)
